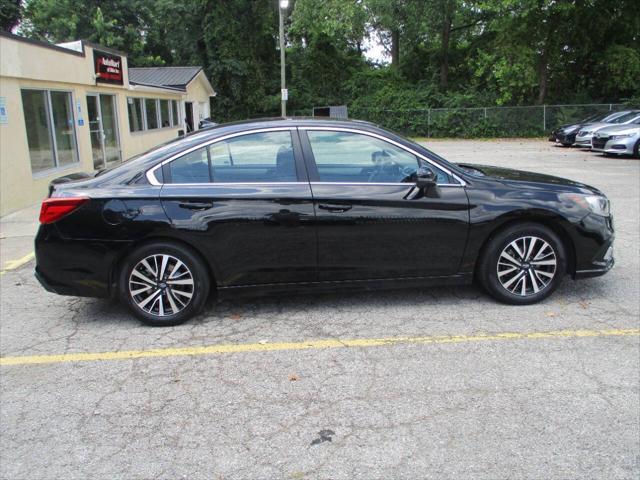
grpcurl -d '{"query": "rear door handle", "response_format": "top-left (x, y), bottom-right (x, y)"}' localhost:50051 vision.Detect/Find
top-left (178, 201), bottom-right (213, 210)
top-left (318, 203), bottom-right (352, 213)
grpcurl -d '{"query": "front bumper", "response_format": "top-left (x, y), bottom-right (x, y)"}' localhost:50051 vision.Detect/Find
top-left (573, 135), bottom-right (593, 147)
top-left (574, 245), bottom-right (614, 279)
top-left (572, 213), bottom-right (615, 279)
top-left (555, 132), bottom-right (577, 145)
top-left (592, 136), bottom-right (637, 155)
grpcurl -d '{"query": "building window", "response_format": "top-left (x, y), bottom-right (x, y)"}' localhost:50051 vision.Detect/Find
top-left (21, 89), bottom-right (78, 174)
top-left (127, 98), bottom-right (144, 132)
top-left (159, 99), bottom-right (170, 128)
top-left (128, 97), bottom-right (180, 132)
top-left (171, 100), bottom-right (180, 127)
top-left (145, 99), bottom-right (158, 129)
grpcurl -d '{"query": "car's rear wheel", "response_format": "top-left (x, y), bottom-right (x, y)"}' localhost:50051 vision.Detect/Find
top-left (478, 223), bottom-right (566, 305)
top-left (120, 242), bottom-right (210, 326)
top-left (633, 140), bottom-right (639, 159)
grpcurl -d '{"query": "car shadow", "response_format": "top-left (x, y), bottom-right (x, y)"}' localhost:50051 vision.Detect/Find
top-left (75, 276), bottom-right (611, 329)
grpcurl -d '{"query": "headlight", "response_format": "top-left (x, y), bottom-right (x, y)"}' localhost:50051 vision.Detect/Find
top-left (560, 193), bottom-right (610, 216)
top-left (610, 134), bottom-right (633, 140)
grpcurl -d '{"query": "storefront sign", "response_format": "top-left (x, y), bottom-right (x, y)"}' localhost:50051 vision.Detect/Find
top-left (0, 97), bottom-right (7, 124)
top-left (76, 100), bottom-right (84, 126)
top-left (93, 50), bottom-right (123, 85)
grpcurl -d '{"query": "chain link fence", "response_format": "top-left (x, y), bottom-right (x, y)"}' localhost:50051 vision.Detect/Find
top-left (293, 103), bottom-right (630, 138)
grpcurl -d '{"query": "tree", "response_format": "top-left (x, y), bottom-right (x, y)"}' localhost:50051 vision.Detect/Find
top-left (0, 0), bottom-right (21, 31)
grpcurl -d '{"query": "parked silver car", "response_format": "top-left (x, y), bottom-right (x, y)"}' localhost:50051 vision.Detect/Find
top-left (574, 110), bottom-right (640, 147)
top-left (591, 118), bottom-right (640, 157)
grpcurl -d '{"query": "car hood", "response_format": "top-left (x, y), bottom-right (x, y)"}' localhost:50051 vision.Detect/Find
top-left (594, 124), bottom-right (640, 136)
top-left (578, 122), bottom-right (617, 133)
top-left (456, 163), bottom-right (601, 194)
top-left (556, 123), bottom-right (582, 132)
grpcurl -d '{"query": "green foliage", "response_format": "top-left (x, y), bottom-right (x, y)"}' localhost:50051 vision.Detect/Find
top-left (0, 0), bottom-right (21, 31)
top-left (595, 45), bottom-right (640, 99)
top-left (16, 0), bottom-right (640, 134)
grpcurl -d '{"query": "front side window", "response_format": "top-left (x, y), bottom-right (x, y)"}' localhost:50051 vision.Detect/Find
top-left (209, 131), bottom-right (296, 183)
top-left (21, 89), bottom-right (78, 174)
top-left (145, 99), bottom-right (158, 129)
top-left (306, 130), bottom-right (449, 184)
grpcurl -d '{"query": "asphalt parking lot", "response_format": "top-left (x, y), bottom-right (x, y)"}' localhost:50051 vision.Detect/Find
top-left (1, 139), bottom-right (638, 479)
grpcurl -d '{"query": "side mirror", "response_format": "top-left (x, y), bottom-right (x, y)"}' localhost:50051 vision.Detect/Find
top-left (416, 166), bottom-right (437, 189)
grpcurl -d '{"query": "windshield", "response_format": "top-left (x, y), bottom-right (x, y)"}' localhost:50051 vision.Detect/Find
top-left (611, 112), bottom-right (640, 124)
top-left (599, 111), bottom-right (626, 122)
top-left (583, 112), bottom-right (609, 123)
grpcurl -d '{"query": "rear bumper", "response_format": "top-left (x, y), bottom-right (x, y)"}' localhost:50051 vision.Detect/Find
top-left (35, 224), bottom-right (128, 299)
top-left (34, 266), bottom-right (96, 297)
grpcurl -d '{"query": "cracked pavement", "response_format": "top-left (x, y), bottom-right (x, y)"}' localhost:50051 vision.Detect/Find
top-left (1, 139), bottom-right (639, 479)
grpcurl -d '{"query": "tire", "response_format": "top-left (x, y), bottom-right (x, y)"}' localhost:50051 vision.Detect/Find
top-left (119, 241), bottom-right (210, 326)
top-left (634, 140), bottom-right (639, 159)
top-left (477, 222), bottom-right (567, 305)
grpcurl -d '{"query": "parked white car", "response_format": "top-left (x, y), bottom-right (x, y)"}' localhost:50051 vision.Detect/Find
top-left (591, 118), bottom-right (640, 158)
top-left (574, 110), bottom-right (640, 147)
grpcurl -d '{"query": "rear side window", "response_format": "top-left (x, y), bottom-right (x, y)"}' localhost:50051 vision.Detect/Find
top-left (166, 131), bottom-right (297, 184)
top-left (209, 131), bottom-right (296, 183)
top-left (169, 147), bottom-right (210, 183)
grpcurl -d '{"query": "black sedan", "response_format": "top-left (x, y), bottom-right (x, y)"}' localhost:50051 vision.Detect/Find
top-left (35, 118), bottom-right (615, 326)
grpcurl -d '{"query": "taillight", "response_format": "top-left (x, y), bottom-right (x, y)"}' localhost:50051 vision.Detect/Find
top-left (39, 197), bottom-right (90, 224)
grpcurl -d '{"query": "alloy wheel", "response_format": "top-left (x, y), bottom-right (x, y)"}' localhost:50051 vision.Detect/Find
top-left (128, 254), bottom-right (194, 317)
top-left (496, 236), bottom-right (557, 296)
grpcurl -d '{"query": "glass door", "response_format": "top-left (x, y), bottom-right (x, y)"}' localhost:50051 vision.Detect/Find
top-left (86, 94), bottom-right (121, 170)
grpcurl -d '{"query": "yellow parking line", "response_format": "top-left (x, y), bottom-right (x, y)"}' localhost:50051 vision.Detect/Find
top-left (1, 251), bottom-right (35, 275)
top-left (1, 328), bottom-right (638, 367)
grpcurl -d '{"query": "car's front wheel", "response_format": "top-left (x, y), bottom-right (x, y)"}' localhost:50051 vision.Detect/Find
top-left (478, 223), bottom-right (566, 305)
top-left (120, 242), bottom-right (210, 326)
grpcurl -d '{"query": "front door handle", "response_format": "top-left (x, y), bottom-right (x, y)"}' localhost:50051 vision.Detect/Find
top-left (318, 203), bottom-right (352, 213)
top-left (178, 201), bottom-right (213, 210)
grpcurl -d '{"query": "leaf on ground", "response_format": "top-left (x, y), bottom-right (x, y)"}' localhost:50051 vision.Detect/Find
top-left (288, 374), bottom-right (299, 381)
top-left (545, 311), bottom-right (556, 317)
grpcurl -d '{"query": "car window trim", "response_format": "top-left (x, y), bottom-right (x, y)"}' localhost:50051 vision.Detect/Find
top-left (146, 127), bottom-right (305, 186)
top-left (298, 126), bottom-right (466, 187)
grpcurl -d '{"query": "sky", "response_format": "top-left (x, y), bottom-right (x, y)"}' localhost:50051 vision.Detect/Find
top-left (362, 32), bottom-right (390, 64)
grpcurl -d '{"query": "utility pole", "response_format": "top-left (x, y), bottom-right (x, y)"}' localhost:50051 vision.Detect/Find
top-left (279, 0), bottom-right (289, 117)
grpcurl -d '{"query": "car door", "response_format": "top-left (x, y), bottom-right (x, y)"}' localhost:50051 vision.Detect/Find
top-left (300, 127), bottom-right (470, 281)
top-left (160, 128), bottom-right (317, 287)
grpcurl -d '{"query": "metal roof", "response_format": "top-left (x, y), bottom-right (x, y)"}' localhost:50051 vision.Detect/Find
top-left (128, 66), bottom-right (203, 91)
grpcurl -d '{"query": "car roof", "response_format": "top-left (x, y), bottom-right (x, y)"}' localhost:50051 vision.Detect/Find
top-left (203, 117), bottom-right (379, 133)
